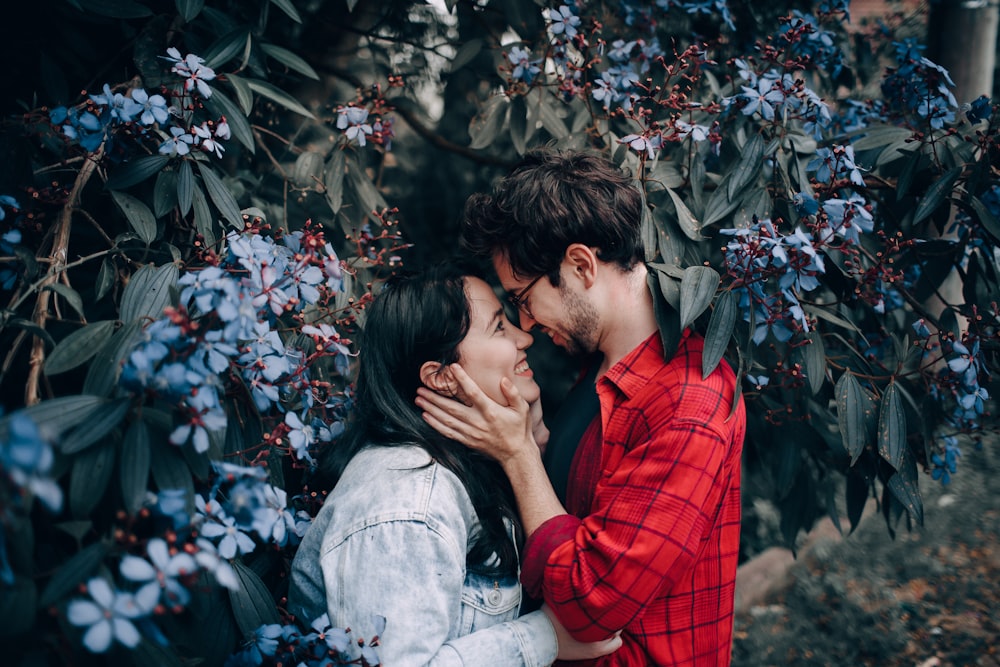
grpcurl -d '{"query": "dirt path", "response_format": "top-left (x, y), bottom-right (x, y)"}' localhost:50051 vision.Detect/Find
top-left (732, 438), bottom-right (1000, 666)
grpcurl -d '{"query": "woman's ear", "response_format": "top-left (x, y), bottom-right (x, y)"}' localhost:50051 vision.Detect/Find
top-left (419, 361), bottom-right (459, 396)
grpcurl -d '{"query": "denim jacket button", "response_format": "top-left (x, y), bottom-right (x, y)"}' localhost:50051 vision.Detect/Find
top-left (487, 589), bottom-right (503, 606)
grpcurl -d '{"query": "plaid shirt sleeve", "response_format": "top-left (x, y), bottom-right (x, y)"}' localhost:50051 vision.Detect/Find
top-left (520, 332), bottom-right (745, 652)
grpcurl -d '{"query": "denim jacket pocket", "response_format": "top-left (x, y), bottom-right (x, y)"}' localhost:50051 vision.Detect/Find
top-left (459, 571), bottom-right (521, 635)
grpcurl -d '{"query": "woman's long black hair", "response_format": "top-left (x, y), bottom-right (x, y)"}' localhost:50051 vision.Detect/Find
top-left (321, 263), bottom-right (522, 577)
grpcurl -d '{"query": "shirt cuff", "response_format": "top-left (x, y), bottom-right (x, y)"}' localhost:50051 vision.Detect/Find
top-left (521, 514), bottom-right (582, 598)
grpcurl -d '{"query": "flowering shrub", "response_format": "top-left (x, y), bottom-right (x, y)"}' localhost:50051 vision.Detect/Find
top-left (1, 0), bottom-right (999, 663)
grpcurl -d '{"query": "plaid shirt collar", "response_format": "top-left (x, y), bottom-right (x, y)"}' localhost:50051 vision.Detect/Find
top-left (601, 329), bottom-right (691, 400)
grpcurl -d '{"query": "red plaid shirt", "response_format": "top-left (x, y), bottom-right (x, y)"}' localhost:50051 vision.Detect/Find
top-left (521, 330), bottom-right (745, 666)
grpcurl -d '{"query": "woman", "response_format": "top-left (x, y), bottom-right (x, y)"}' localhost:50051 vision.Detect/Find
top-left (288, 264), bottom-right (620, 665)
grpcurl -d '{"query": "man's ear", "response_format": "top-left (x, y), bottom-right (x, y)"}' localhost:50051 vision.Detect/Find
top-left (419, 361), bottom-right (459, 396)
top-left (563, 243), bottom-right (598, 288)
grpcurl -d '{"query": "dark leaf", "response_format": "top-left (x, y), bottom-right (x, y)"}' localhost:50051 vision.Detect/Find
top-left (679, 265), bottom-right (719, 331)
top-left (203, 88), bottom-right (255, 153)
top-left (345, 156), bottom-right (387, 220)
top-left (82, 319), bottom-right (142, 398)
top-left (120, 419), bottom-right (151, 516)
top-left (0, 576), bottom-right (37, 638)
top-left (177, 160), bottom-right (194, 216)
top-left (646, 270), bottom-right (682, 362)
top-left (509, 95), bottom-right (529, 156)
top-left (702, 290), bottom-right (736, 379)
top-left (154, 169), bottom-right (179, 218)
top-left (727, 133), bottom-right (764, 201)
top-left (844, 469), bottom-right (869, 535)
top-left (531, 90), bottom-right (567, 139)
top-left (469, 95), bottom-right (509, 150)
top-left (970, 194), bottom-right (1000, 243)
top-left (773, 426), bottom-right (803, 500)
top-left (270, 0), bottom-right (302, 22)
top-left (203, 28), bottom-right (252, 70)
top-left (150, 439), bottom-right (195, 511)
top-left (913, 165), bottom-right (963, 225)
top-left (877, 382), bottom-right (906, 470)
top-left (325, 150), bottom-right (346, 215)
top-left (78, 0), bottom-right (152, 19)
top-left (850, 125), bottom-right (913, 152)
top-left (175, 0), bottom-right (205, 22)
top-left (702, 178), bottom-right (742, 227)
top-left (105, 155), bottom-right (169, 190)
top-left (292, 151), bottom-right (324, 189)
top-left (449, 38), bottom-right (482, 72)
top-left (120, 262), bottom-right (179, 323)
top-left (197, 163), bottom-right (244, 229)
top-left (38, 541), bottom-right (109, 607)
top-left (111, 191), bottom-right (157, 245)
top-left (229, 560), bottom-right (281, 637)
top-left (260, 43), bottom-right (318, 79)
top-left (224, 73), bottom-right (255, 115)
top-left (45, 320), bottom-right (117, 375)
top-left (95, 257), bottom-right (115, 302)
top-left (665, 187), bottom-right (702, 241)
top-left (42, 283), bottom-right (86, 320)
top-left (60, 398), bottom-right (131, 455)
top-left (0, 396), bottom-right (108, 439)
top-left (191, 183), bottom-right (216, 246)
top-left (69, 441), bottom-right (116, 518)
top-left (803, 331), bottom-right (826, 395)
top-left (835, 371), bottom-right (869, 465)
top-left (887, 447), bottom-right (923, 526)
top-left (245, 78), bottom-right (315, 118)
top-left (7, 318), bottom-right (56, 350)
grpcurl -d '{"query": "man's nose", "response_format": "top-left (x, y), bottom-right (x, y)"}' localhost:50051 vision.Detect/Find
top-left (517, 313), bottom-right (537, 331)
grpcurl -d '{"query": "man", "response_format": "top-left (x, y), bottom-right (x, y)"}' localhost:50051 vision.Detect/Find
top-left (416, 149), bottom-right (745, 666)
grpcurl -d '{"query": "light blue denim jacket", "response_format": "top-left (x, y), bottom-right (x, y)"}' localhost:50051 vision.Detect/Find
top-left (288, 444), bottom-right (558, 666)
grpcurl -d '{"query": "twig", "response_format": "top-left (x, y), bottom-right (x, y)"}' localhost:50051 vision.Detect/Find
top-left (23, 145), bottom-right (104, 405)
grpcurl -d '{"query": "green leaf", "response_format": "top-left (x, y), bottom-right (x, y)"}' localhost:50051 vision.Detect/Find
top-left (646, 270), bottom-right (682, 362)
top-left (877, 382), bottom-right (906, 470)
top-left (886, 448), bottom-right (923, 526)
top-left (702, 290), bottom-right (736, 379)
top-left (345, 155), bottom-right (387, 219)
top-left (229, 560), bottom-right (281, 637)
top-left (913, 165), bottom-right (963, 225)
top-left (38, 541), bottom-right (110, 607)
top-left (509, 95), bottom-right (529, 156)
top-left (120, 262), bottom-right (179, 323)
top-left (6, 317), bottom-right (56, 349)
top-left (292, 151), bottom-right (324, 189)
top-left (150, 440), bottom-right (194, 509)
top-left (970, 194), bottom-right (1000, 243)
top-left (154, 168), bottom-right (179, 218)
top-left (111, 190), bottom-right (157, 245)
top-left (850, 125), bottom-right (914, 152)
top-left (203, 88), bottom-right (255, 153)
top-left (702, 178), bottom-right (742, 228)
top-left (844, 469), bottom-right (869, 534)
top-left (45, 320), bottom-right (117, 375)
top-left (69, 441), bottom-right (116, 518)
top-left (469, 95), bottom-right (509, 150)
top-left (0, 396), bottom-right (107, 439)
top-left (245, 77), bottom-right (315, 119)
top-left (105, 155), bottom-right (169, 190)
top-left (801, 303), bottom-right (861, 333)
top-left (450, 38), bottom-right (483, 72)
top-left (175, 0), bottom-right (205, 22)
top-left (665, 187), bottom-right (702, 241)
top-left (224, 73), bottom-right (254, 115)
top-left (678, 265), bottom-right (720, 331)
top-left (120, 419), bottom-right (151, 516)
top-left (270, 0), bottom-right (302, 22)
top-left (803, 331), bottom-right (826, 395)
top-left (43, 283), bottom-right (86, 320)
top-left (532, 90), bottom-right (567, 139)
top-left (773, 425), bottom-right (803, 500)
top-left (260, 42), bottom-right (318, 79)
top-left (191, 184), bottom-right (216, 246)
top-left (727, 133), bottom-right (764, 201)
top-left (83, 320), bottom-right (142, 397)
top-left (177, 160), bottom-right (194, 216)
top-left (325, 150), bottom-right (347, 215)
top-left (203, 28), bottom-right (252, 70)
top-left (835, 371), bottom-right (870, 465)
top-left (95, 258), bottom-right (115, 302)
top-left (197, 164), bottom-right (244, 229)
top-left (0, 576), bottom-right (37, 639)
top-left (60, 397), bottom-right (131, 455)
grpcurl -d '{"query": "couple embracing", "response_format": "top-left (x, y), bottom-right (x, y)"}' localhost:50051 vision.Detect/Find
top-left (288, 149), bottom-right (746, 666)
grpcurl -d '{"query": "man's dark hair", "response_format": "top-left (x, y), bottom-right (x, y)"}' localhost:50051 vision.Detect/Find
top-left (462, 148), bottom-right (645, 283)
top-left (321, 262), bottom-right (521, 577)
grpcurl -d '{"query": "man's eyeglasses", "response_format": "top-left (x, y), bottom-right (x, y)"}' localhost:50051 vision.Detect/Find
top-left (507, 274), bottom-right (544, 320)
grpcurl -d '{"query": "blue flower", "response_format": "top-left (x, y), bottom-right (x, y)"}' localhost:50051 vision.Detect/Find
top-left (508, 46), bottom-right (542, 84)
top-left (963, 94), bottom-right (992, 124)
top-left (120, 537), bottom-right (198, 608)
top-left (163, 47), bottom-right (216, 98)
top-left (546, 5), bottom-right (580, 41)
top-left (0, 412), bottom-right (62, 512)
top-left (159, 126), bottom-right (195, 156)
top-left (130, 88), bottom-right (170, 126)
top-left (199, 512), bottom-right (257, 559)
top-left (336, 106), bottom-right (373, 146)
top-left (67, 578), bottom-right (158, 653)
top-left (931, 437), bottom-right (961, 485)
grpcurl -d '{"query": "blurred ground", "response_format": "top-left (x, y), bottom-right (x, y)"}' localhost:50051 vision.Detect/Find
top-left (732, 439), bottom-right (1000, 667)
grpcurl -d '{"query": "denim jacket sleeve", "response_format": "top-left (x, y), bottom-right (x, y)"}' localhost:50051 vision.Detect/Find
top-left (317, 447), bottom-right (558, 667)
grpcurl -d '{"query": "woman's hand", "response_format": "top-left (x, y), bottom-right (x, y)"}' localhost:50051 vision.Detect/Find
top-left (541, 604), bottom-right (622, 661)
top-left (415, 363), bottom-right (537, 466)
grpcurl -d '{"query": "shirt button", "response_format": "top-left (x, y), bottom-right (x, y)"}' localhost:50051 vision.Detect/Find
top-left (487, 589), bottom-right (503, 606)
